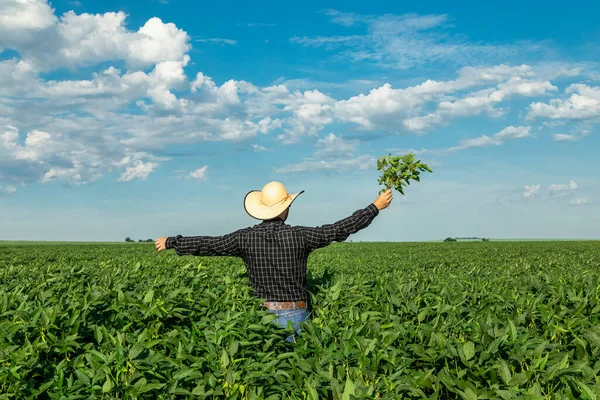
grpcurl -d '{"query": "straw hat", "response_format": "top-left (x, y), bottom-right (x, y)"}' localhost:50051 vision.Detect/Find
top-left (244, 181), bottom-right (304, 220)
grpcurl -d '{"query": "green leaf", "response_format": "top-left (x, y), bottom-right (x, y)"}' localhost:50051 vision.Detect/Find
top-left (508, 372), bottom-right (528, 387)
top-left (458, 388), bottom-right (478, 400)
top-left (497, 359), bottom-right (511, 385)
top-left (143, 289), bottom-right (154, 303)
top-left (221, 349), bottom-right (230, 368)
top-left (341, 377), bottom-right (355, 400)
top-left (261, 313), bottom-right (278, 324)
top-left (575, 380), bottom-right (597, 400)
top-left (508, 320), bottom-right (517, 341)
top-left (229, 340), bottom-right (240, 357)
top-left (463, 341), bottom-right (475, 361)
top-left (102, 377), bottom-right (114, 393)
top-left (172, 368), bottom-right (197, 381)
top-left (585, 328), bottom-right (600, 348)
top-left (306, 382), bottom-right (319, 400)
top-left (138, 382), bottom-right (165, 393)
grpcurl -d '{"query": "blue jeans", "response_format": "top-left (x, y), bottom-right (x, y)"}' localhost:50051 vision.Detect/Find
top-left (267, 304), bottom-right (310, 343)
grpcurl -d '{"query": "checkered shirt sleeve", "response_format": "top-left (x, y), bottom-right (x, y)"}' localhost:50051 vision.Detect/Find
top-left (297, 203), bottom-right (379, 251)
top-left (165, 229), bottom-right (248, 257)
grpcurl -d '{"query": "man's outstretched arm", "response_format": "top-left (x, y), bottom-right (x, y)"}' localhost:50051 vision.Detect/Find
top-left (299, 189), bottom-right (392, 252)
top-left (155, 229), bottom-right (247, 257)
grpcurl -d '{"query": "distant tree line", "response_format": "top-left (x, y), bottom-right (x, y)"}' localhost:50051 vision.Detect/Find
top-left (125, 237), bottom-right (153, 243)
top-left (444, 237), bottom-right (491, 242)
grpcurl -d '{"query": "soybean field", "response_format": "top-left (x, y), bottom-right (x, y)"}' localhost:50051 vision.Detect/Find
top-left (1, 241), bottom-right (600, 399)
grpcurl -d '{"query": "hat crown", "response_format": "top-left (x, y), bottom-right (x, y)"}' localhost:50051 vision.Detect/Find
top-left (260, 181), bottom-right (288, 206)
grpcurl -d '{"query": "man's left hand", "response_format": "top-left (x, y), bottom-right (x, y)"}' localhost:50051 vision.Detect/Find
top-left (155, 237), bottom-right (167, 252)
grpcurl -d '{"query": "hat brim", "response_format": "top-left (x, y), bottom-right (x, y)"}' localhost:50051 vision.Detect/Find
top-left (244, 190), bottom-right (304, 220)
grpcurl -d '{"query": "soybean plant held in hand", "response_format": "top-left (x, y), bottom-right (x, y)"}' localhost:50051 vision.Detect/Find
top-left (377, 153), bottom-right (432, 195)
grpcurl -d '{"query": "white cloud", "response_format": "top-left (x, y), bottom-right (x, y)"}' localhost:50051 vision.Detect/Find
top-left (528, 84), bottom-right (600, 120)
top-left (523, 184), bottom-right (541, 198)
top-left (554, 134), bottom-right (577, 141)
top-left (0, 2), bottom-right (594, 192)
top-left (416, 126), bottom-right (531, 155)
top-left (252, 144), bottom-right (268, 151)
top-left (275, 130), bottom-right (374, 174)
top-left (0, 0), bottom-right (56, 33)
top-left (117, 160), bottom-right (158, 182)
top-left (0, 1), bottom-right (191, 70)
top-left (188, 166), bottom-right (208, 180)
top-left (548, 180), bottom-right (577, 197)
top-left (0, 59), bottom-right (39, 97)
top-left (191, 72), bottom-right (257, 107)
top-left (275, 155), bottom-right (375, 174)
top-left (332, 65), bottom-right (559, 133)
top-left (291, 10), bottom-right (551, 70)
top-left (552, 129), bottom-right (591, 142)
top-left (313, 133), bottom-right (359, 158)
top-left (275, 130), bottom-right (372, 174)
top-left (519, 180), bottom-right (583, 202)
top-left (0, 185), bottom-right (18, 195)
top-left (194, 37), bottom-right (237, 45)
top-left (0, 125), bottom-right (169, 185)
top-left (570, 198), bottom-right (589, 206)
top-left (404, 79), bottom-right (557, 131)
top-left (493, 125), bottom-right (532, 140)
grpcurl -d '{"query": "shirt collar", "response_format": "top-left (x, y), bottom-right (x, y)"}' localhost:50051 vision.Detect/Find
top-left (260, 218), bottom-right (285, 225)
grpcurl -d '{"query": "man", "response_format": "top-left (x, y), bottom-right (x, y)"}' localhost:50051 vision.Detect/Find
top-left (155, 181), bottom-right (393, 342)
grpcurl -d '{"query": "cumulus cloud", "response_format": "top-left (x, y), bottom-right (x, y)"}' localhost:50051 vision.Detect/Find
top-left (404, 79), bottom-right (557, 131)
top-left (0, 0), bottom-right (57, 35)
top-left (188, 166), bottom-right (208, 180)
top-left (0, 125), bottom-right (169, 185)
top-left (117, 161), bottom-right (158, 182)
top-left (548, 180), bottom-right (577, 197)
top-left (0, 56), bottom-right (571, 188)
top-left (332, 65), bottom-right (560, 133)
top-left (0, 0), bottom-right (191, 71)
top-left (523, 184), bottom-right (541, 198)
top-left (528, 84), bottom-right (600, 121)
top-left (0, 0), bottom-right (595, 192)
top-left (520, 180), bottom-right (584, 202)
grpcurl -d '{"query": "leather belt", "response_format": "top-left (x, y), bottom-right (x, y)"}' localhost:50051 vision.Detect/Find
top-left (262, 301), bottom-right (307, 310)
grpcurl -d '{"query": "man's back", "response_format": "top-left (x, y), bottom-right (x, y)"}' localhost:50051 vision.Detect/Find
top-left (242, 219), bottom-right (309, 302)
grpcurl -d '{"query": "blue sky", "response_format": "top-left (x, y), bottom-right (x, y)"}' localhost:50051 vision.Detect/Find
top-left (0, 0), bottom-right (599, 241)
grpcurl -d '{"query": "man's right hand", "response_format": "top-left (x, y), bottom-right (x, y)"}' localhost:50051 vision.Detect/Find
top-left (373, 189), bottom-right (393, 210)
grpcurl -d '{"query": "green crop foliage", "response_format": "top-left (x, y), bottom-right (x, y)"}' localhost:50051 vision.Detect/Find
top-left (377, 153), bottom-right (432, 195)
top-left (1, 241), bottom-right (600, 399)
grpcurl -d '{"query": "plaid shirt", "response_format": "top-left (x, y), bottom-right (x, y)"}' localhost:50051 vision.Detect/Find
top-left (166, 203), bottom-right (379, 302)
